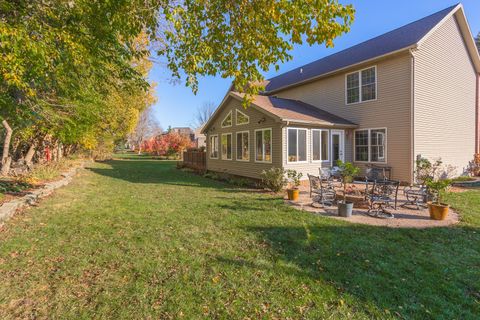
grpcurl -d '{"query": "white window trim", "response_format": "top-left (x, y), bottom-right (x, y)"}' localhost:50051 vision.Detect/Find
top-left (311, 129), bottom-right (330, 163)
top-left (221, 133), bottom-right (233, 160)
top-left (235, 109), bottom-right (250, 126)
top-left (286, 127), bottom-right (308, 164)
top-left (221, 110), bottom-right (233, 128)
top-left (236, 130), bottom-right (250, 162)
top-left (345, 65), bottom-right (377, 105)
top-left (254, 128), bottom-right (272, 163)
top-left (209, 134), bottom-right (219, 159)
top-left (353, 127), bottom-right (387, 163)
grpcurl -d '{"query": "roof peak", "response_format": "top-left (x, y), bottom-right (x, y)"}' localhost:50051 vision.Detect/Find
top-left (265, 4), bottom-right (460, 93)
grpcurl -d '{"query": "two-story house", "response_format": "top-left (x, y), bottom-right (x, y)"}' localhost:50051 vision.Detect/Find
top-left (201, 4), bottom-right (480, 183)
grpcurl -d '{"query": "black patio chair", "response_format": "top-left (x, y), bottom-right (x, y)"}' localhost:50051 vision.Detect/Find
top-left (365, 179), bottom-right (400, 218)
top-left (308, 174), bottom-right (336, 207)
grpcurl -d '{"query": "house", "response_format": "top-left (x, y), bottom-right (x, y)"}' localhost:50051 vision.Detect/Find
top-left (201, 4), bottom-right (480, 183)
top-left (193, 126), bottom-right (206, 148)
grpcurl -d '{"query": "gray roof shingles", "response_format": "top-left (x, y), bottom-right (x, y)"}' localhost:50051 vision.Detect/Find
top-left (265, 4), bottom-right (457, 93)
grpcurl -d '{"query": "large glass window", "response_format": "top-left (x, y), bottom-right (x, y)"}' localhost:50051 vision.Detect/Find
top-left (221, 133), bottom-right (232, 160)
top-left (346, 66), bottom-right (376, 104)
top-left (312, 129), bottom-right (329, 162)
top-left (287, 128), bottom-right (307, 162)
top-left (255, 128), bottom-right (272, 162)
top-left (236, 131), bottom-right (249, 161)
top-left (355, 128), bottom-right (386, 162)
top-left (209, 135), bottom-right (218, 159)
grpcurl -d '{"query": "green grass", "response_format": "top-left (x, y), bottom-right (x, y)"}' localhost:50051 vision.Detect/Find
top-left (0, 156), bottom-right (479, 319)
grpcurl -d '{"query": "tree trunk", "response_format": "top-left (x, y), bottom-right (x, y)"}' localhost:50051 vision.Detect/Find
top-left (1, 119), bottom-right (13, 175)
top-left (25, 143), bottom-right (36, 166)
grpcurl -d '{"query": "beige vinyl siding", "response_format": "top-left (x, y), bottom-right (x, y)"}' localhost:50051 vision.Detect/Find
top-left (205, 98), bottom-right (283, 179)
top-left (275, 54), bottom-right (413, 182)
top-left (413, 15), bottom-right (477, 176)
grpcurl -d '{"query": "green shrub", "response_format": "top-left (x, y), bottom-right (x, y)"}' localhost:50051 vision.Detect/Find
top-left (260, 167), bottom-right (287, 192)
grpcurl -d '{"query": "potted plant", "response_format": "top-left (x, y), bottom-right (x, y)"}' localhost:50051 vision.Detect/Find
top-left (336, 160), bottom-right (360, 217)
top-left (286, 169), bottom-right (303, 201)
top-left (425, 177), bottom-right (452, 220)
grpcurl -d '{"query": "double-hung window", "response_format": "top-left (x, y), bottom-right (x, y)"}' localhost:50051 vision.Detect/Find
top-left (346, 66), bottom-right (376, 104)
top-left (209, 135), bottom-right (218, 159)
top-left (312, 129), bottom-right (329, 162)
top-left (354, 128), bottom-right (386, 162)
top-left (236, 131), bottom-right (249, 161)
top-left (221, 133), bottom-right (232, 160)
top-left (287, 128), bottom-right (307, 163)
top-left (255, 128), bottom-right (272, 162)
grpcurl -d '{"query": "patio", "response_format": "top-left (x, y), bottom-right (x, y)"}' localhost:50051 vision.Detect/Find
top-left (285, 183), bottom-right (460, 228)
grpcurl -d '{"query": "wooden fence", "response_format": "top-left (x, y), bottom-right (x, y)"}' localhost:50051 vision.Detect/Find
top-left (182, 150), bottom-right (206, 171)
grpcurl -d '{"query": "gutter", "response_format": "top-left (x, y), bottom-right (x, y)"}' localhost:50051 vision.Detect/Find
top-left (477, 73), bottom-right (480, 154)
top-left (410, 49), bottom-right (416, 184)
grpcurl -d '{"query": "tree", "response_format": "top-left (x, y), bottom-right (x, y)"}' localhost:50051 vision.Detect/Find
top-left (1, 0), bottom-right (355, 173)
top-left (128, 106), bottom-right (163, 154)
top-left (192, 101), bottom-right (216, 129)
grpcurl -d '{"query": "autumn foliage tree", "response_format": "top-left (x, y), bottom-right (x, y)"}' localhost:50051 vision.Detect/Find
top-left (142, 132), bottom-right (193, 158)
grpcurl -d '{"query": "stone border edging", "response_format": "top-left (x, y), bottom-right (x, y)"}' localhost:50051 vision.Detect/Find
top-left (0, 162), bottom-right (86, 223)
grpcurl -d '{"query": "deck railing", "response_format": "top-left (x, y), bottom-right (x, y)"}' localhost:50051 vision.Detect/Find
top-left (182, 150), bottom-right (206, 171)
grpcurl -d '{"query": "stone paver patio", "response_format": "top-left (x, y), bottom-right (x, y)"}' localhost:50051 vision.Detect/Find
top-left (285, 184), bottom-right (460, 228)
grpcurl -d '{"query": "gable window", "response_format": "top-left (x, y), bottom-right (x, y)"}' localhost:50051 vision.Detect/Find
top-left (312, 129), bottom-right (329, 162)
top-left (287, 128), bottom-right (307, 163)
top-left (209, 135), bottom-right (218, 159)
top-left (346, 66), bottom-right (376, 104)
top-left (354, 128), bottom-right (386, 162)
top-left (221, 111), bottom-right (232, 128)
top-left (255, 128), bottom-right (272, 163)
top-left (221, 133), bottom-right (232, 160)
top-left (236, 131), bottom-right (249, 161)
top-left (236, 109), bottom-right (249, 125)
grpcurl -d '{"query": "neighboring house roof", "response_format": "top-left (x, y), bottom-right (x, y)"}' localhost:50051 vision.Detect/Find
top-left (201, 92), bottom-right (356, 133)
top-left (264, 3), bottom-right (480, 93)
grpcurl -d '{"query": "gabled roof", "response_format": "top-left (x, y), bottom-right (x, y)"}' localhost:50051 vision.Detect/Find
top-left (264, 3), bottom-right (479, 93)
top-left (201, 92), bottom-right (356, 133)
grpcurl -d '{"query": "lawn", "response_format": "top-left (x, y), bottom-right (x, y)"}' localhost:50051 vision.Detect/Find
top-left (0, 156), bottom-right (479, 319)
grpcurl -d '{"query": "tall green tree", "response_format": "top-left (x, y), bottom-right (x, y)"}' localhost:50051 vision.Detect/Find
top-left (0, 0), bottom-right (355, 173)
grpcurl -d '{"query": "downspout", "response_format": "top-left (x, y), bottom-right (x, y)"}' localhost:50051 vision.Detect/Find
top-left (476, 73), bottom-right (480, 154)
top-left (410, 49), bottom-right (416, 184)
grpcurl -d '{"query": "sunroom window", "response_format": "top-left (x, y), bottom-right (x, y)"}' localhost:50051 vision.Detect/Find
top-left (255, 129), bottom-right (272, 162)
top-left (209, 135), bottom-right (218, 159)
top-left (346, 66), bottom-right (376, 104)
top-left (236, 131), bottom-right (249, 161)
top-left (312, 129), bottom-right (329, 161)
top-left (221, 133), bottom-right (232, 160)
top-left (287, 128), bottom-right (307, 162)
top-left (221, 111), bottom-right (232, 127)
top-left (236, 109), bottom-right (249, 125)
top-left (354, 128), bottom-right (386, 162)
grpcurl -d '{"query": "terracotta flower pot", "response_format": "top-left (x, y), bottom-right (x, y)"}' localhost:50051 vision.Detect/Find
top-left (287, 189), bottom-right (300, 201)
top-left (427, 202), bottom-right (449, 220)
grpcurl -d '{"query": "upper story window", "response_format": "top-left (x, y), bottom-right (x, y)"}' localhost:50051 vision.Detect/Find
top-left (221, 111), bottom-right (232, 128)
top-left (354, 128), bottom-right (386, 163)
top-left (209, 135), bottom-right (218, 159)
top-left (287, 128), bottom-right (307, 163)
top-left (346, 66), bottom-right (376, 104)
top-left (236, 109), bottom-right (249, 125)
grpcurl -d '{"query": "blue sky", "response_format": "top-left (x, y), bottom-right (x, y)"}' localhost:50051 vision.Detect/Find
top-left (149, 0), bottom-right (480, 129)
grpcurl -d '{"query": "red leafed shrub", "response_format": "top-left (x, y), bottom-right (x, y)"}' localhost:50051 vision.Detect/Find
top-left (142, 132), bottom-right (193, 157)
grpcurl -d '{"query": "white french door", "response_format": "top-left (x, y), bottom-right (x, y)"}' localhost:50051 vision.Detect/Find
top-left (331, 130), bottom-right (345, 163)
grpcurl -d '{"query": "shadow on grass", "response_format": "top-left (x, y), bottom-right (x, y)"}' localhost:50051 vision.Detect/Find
top-left (86, 157), bottom-right (247, 193)
top-left (223, 223), bottom-right (480, 318)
